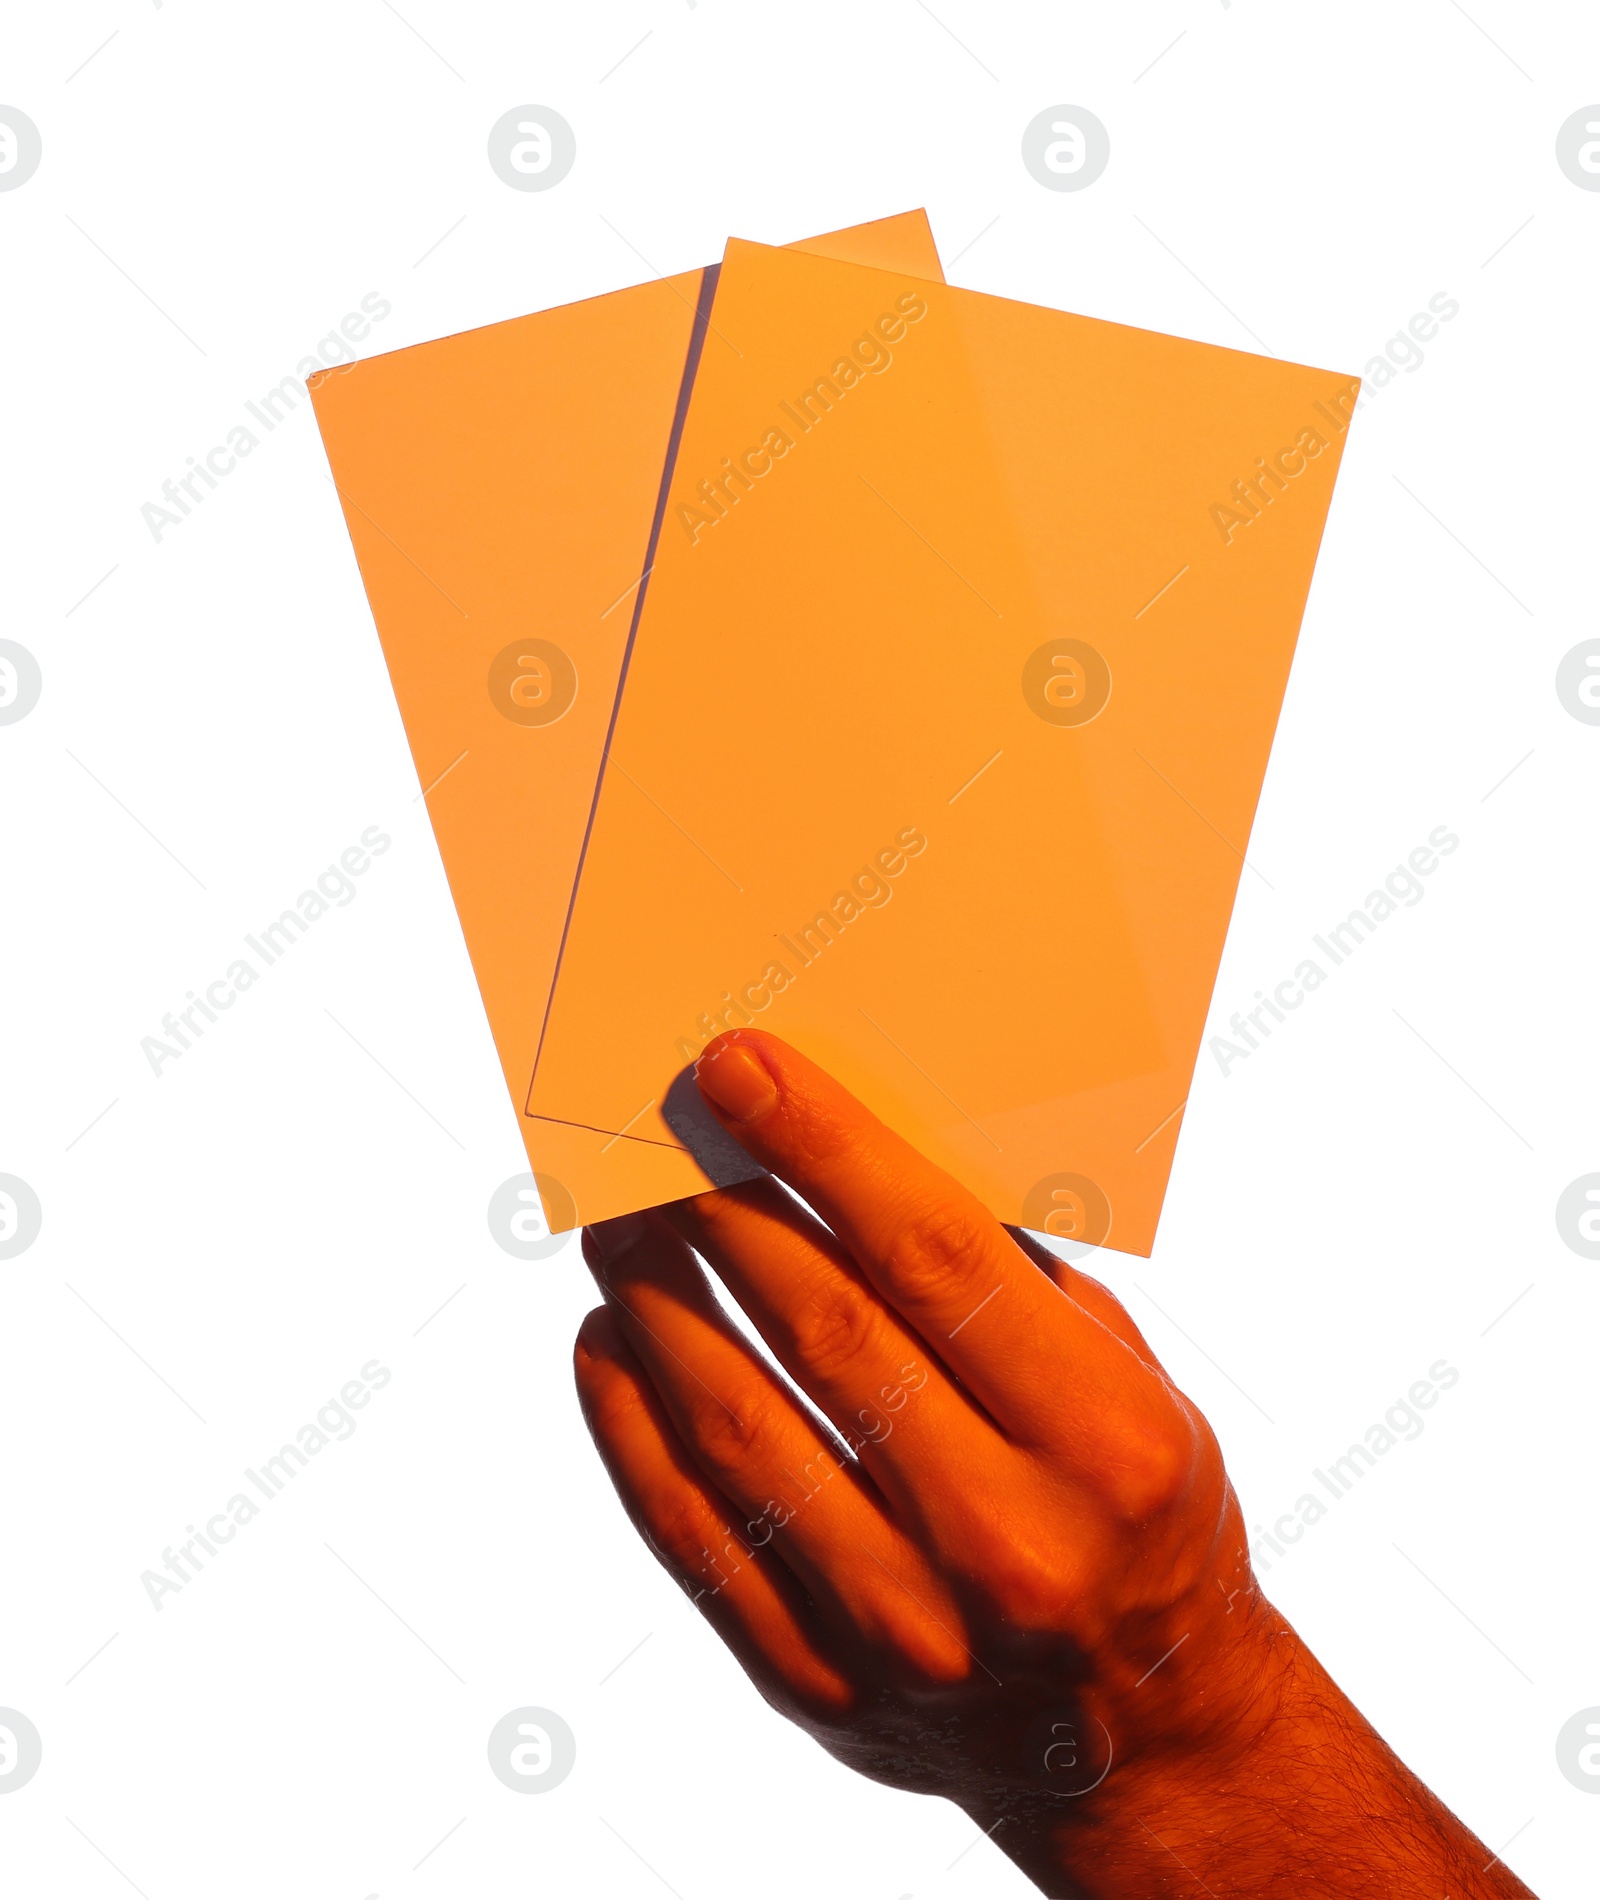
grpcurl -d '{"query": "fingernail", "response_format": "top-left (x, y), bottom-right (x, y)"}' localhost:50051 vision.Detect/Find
top-left (586, 1210), bottom-right (653, 1261)
top-left (695, 1039), bottom-right (779, 1125)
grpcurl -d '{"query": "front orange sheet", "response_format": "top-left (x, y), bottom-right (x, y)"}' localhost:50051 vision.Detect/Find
top-left (309, 214), bottom-right (946, 1228)
top-left (525, 240), bottom-right (1359, 1255)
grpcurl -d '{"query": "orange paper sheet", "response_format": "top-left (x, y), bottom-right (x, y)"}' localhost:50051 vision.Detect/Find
top-left (525, 240), bottom-right (1359, 1254)
top-left (310, 215), bottom-right (945, 1230)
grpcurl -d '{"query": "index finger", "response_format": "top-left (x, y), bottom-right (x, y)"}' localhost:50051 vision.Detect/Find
top-left (690, 1031), bottom-right (1162, 1441)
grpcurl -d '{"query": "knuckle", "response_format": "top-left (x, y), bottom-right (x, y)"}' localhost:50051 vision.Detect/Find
top-left (884, 1199), bottom-right (992, 1303)
top-left (759, 1666), bottom-right (856, 1728)
top-left (781, 1076), bottom-right (866, 1166)
top-left (650, 1495), bottom-right (717, 1571)
top-left (648, 1495), bottom-right (755, 1599)
top-left (784, 1111), bottom-right (905, 1211)
top-left (1101, 1413), bottom-right (1199, 1524)
top-left (692, 1386), bottom-right (786, 1477)
top-left (977, 1540), bottom-right (1071, 1631)
top-left (789, 1282), bottom-right (882, 1384)
top-left (880, 1607), bottom-right (973, 1685)
top-left (852, 1549), bottom-right (975, 1684)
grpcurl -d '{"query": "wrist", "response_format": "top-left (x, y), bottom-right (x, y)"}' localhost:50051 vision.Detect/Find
top-left (966, 1600), bottom-right (1532, 1900)
top-left (960, 1591), bottom-right (1292, 1894)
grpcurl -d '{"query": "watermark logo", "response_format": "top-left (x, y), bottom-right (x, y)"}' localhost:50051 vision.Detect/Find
top-left (1022, 640), bottom-right (1111, 727)
top-left (1210, 385), bottom-right (1358, 545)
top-left (1022, 1707), bottom-right (1114, 1796)
top-left (1556, 640), bottom-right (1600, 725)
top-left (0, 1709), bottom-right (42, 1792)
top-left (1555, 106), bottom-right (1600, 190)
top-left (1022, 1174), bottom-right (1112, 1252)
top-left (143, 294), bottom-right (392, 543)
top-left (1250, 1360), bottom-right (1460, 1573)
top-left (1353, 293), bottom-right (1459, 404)
top-left (0, 108), bottom-right (41, 192)
top-left (487, 639), bottom-right (577, 727)
top-left (1211, 826), bottom-right (1459, 1076)
top-left (0, 1176), bottom-right (42, 1261)
top-left (1022, 105), bottom-right (1110, 191)
top-left (675, 292), bottom-right (929, 546)
top-left (1556, 1707), bottom-right (1600, 1791)
top-left (1555, 1175), bottom-right (1600, 1259)
top-left (141, 828), bottom-right (391, 1076)
top-left (488, 1173), bottom-right (575, 1259)
top-left (488, 106), bottom-right (575, 191)
top-left (140, 1360), bottom-right (392, 1611)
top-left (487, 1707), bottom-right (576, 1792)
top-left (0, 641), bottom-right (42, 726)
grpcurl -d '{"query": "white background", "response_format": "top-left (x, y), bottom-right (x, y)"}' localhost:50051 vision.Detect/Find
top-left (2, 3), bottom-right (1596, 1895)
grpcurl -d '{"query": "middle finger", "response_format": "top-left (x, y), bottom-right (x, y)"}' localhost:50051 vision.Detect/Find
top-left (662, 1178), bottom-right (1004, 1511)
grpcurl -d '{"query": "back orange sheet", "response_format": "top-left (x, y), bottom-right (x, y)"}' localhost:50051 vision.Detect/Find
top-left (525, 239), bottom-right (1359, 1255)
top-left (309, 214), bottom-right (945, 1228)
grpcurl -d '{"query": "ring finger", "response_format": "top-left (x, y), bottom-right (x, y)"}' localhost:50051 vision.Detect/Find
top-left (584, 1211), bottom-right (970, 1679)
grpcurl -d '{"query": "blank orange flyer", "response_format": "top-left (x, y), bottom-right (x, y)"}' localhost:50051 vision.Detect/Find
top-left (526, 239), bottom-right (1359, 1254)
top-left (309, 214), bottom-right (945, 1228)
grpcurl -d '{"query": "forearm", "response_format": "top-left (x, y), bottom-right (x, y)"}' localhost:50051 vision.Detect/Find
top-left (978, 1608), bottom-right (1535, 1900)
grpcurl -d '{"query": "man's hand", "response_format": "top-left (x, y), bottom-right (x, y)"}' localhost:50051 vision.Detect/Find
top-left (573, 1031), bottom-right (1533, 1898)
